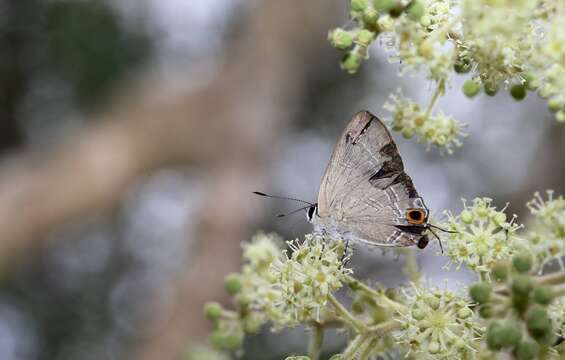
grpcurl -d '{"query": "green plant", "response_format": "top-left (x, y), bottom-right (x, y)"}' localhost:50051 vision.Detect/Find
top-left (327, 0), bottom-right (565, 153)
top-left (204, 192), bottom-right (565, 359)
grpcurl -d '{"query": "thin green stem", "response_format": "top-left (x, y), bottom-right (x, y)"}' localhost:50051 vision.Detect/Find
top-left (342, 334), bottom-right (369, 359)
top-left (328, 294), bottom-right (367, 333)
top-left (347, 276), bottom-right (407, 312)
top-left (308, 323), bottom-right (324, 360)
top-left (367, 319), bottom-right (402, 336)
top-left (538, 271), bottom-right (565, 286)
top-left (424, 79), bottom-right (445, 118)
top-left (358, 338), bottom-right (379, 360)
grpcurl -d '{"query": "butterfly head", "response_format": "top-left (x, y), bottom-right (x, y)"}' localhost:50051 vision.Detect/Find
top-left (306, 204), bottom-right (318, 222)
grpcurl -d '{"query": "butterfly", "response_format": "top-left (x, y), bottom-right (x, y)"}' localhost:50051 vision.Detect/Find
top-left (255, 110), bottom-right (446, 250)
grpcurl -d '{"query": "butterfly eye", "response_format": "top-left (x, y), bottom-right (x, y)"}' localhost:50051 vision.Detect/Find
top-left (406, 209), bottom-right (426, 225)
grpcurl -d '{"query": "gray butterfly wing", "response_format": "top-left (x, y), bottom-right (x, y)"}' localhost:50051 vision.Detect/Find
top-left (316, 111), bottom-right (428, 247)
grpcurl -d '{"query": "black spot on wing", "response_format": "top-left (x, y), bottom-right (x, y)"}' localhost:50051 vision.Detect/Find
top-left (395, 224), bottom-right (426, 235)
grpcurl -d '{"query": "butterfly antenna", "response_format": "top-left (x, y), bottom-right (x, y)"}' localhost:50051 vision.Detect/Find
top-left (253, 191), bottom-right (313, 206)
top-left (427, 227), bottom-right (444, 254)
top-left (428, 223), bottom-right (458, 234)
top-left (276, 204), bottom-right (312, 218)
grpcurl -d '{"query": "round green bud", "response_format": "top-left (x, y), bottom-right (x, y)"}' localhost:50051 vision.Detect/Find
top-left (428, 340), bottom-right (440, 354)
top-left (516, 339), bottom-right (539, 360)
top-left (406, 0), bottom-right (424, 21)
top-left (533, 286), bottom-right (553, 305)
top-left (522, 72), bottom-right (538, 91)
top-left (548, 98), bottom-right (562, 113)
top-left (457, 306), bottom-right (473, 319)
top-left (373, 0), bottom-right (396, 12)
top-left (460, 209), bottom-right (474, 224)
top-left (204, 302), bottom-right (223, 321)
top-left (209, 328), bottom-right (244, 351)
top-left (357, 29), bottom-right (376, 46)
top-left (470, 282), bottom-right (491, 304)
top-left (424, 296), bottom-right (440, 310)
top-left (491, 261), bottom-right (509, 282)
top-left (341, 52), bottom-right (362, 74)
top-left (402, 128), bottom-right (414, 139)
top-left (224, 273), bottom-right (243, 294)
top-left (479, 304), bottom-right (494, 319)
top-left (484, 81), bottom-right (499, 96)
top-left (511, 274), bottom-right (533, 296)
top-left (362, 8), bottom-right (380, 31)
top-left (526, 305), bottom-right (552, 340)
top-left (493, 212), bottom-right (506, 225)
top-left (486, 321), bottom-right (505, 350)
top-left (328, 28), bottom-right (354, 50)
top-left (351, 0), bottom-right (368, 11)
top-left (463, 79), bottom-right (481, 98)
top-left (412, 307), bottom-right (426, 320)
top-left (243, 313), bottom-right (263, 333)
top-left (454, 58), bottom-right (471, 74)
top-left (512, 253), bottom-right (533, 273)
top-left (388, 3), bottom-right (404, 17)
top-left (501, 322), bottom-right (522, 347)
top-left (510, 84), bottom-right (527, 101)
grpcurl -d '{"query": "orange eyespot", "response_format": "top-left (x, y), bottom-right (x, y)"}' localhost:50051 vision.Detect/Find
top-left (406, 208), bottom-right (426, 225)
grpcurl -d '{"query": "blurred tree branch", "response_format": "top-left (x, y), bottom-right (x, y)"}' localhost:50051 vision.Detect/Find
top-left (0, 0), bottom-right (341, 359)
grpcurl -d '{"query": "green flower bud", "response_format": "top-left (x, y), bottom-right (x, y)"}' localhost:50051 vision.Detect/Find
top-left (341, 52), bottom-right (362, 74)
top-left (457, 306), bottom-right (473, 319)
top-left (522, 72), bottom-right (538, 91)
top-left (479, 304), bottom-right (494, 319)
top-left (428, 340), bottom-right (440, 354)
top-left (357, 29), bottom-right (376, 46)
top-left (351, 299), bottom-right (365, 314)
top-left (412, 307), bottom-right (426, 320)
top-left (362, 7), bottom-right (380, 31)
top-left (511, 275), bottom-right (533, 296)
top-left (512, 253), bottom-right (533, 273)
top-left (463, 79), bottom-right (481, 98)
top-left (533, 286), bottom-right (553, 305)
top-left (510, 84), bottom-right (527, 101)
top-left (209, 328), bottom-right (244, 351)
top-left (328, 28), bottom-right (354, 49)
top-left (486, 321), bottom-right (505, 350)
top-left (484, 81), bottom-right (499, 96)
top-left (470, 282), bottom-right (491, 304)
top-left (454, 58), bottom-right (471, 74)
top-left (243, 313), bottom-right (264, 333)
top-left (406, 0), bottom-right (424, 21)
top-left (460, 210), bottom-right (474, 224)
top-left (425, 296), bottom-right (440, 310)
top-left (224, 273), bottom-right (243, 294)
top-left (491, 261), bottom-right (509, 282)
top-left (402, 128), bottom-right (414, 139)
top-left (526, 305), bottom-right (552, 340)
top-left (516, 339), bottom-right (539, 360)
top-left (548, 98), bottom-right (562, 113)
top-left (204, 302), bottom-right (223, 321)
top-left (350, 0), bottom-right (368, 11)
top-left (373, 0), bottom-right (396, 12)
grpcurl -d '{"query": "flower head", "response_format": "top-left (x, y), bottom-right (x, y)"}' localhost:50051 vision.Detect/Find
top-left (443, 198), bottom-right (522, 275)
top-left (393, 284), bottom-right (481, 358)
top-left (523, 191), bottom-right (565, 269)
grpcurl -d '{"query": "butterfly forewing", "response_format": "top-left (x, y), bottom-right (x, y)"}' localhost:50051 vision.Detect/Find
top-left (316, 111), bottom-right (428, 247)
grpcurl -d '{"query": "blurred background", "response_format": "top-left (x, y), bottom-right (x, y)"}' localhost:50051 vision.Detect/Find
top-left (0, 0), bottom-right (563, 359)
